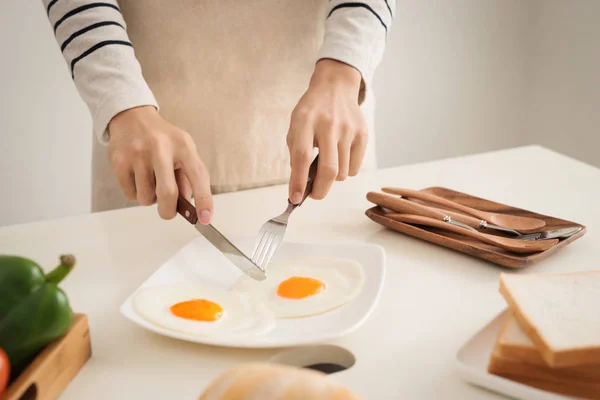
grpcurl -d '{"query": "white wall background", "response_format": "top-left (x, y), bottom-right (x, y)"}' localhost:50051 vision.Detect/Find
top-left (0, 0), bottom-right (598, 226)
top-left (374, 0), bottom-right (530, 167)
top-left (523, 0), bottom-right (600, 168)
top-left (0, 0), bottom-right (92, 226)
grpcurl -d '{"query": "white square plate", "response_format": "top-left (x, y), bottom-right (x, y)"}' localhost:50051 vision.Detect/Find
top-left (456, 309), bottom-right (577, 400)
top-left (120, 236), bottom-right (386, 348)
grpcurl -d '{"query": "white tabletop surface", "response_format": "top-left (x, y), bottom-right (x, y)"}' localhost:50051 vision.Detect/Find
top-left (1, 145), bottom-right (598, 400)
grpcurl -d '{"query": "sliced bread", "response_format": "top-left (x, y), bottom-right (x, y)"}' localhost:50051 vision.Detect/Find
top-left (488, 345), bottom-right (600, 399)
top-left (497, 313), bottom-right (546, 365)
top-left (499, 270), bottom-right (600, 368)
top-left (497, 313), bottom-right (600, 375)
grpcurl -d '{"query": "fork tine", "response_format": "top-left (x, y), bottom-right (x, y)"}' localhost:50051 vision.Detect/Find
top-left (261, 235), bottom-right (282, 269)
top-left (251, 230), bottom-right (268, 262)
top-left (257, 232), bottom-right (277, 268)
top-left (253, 230), bottom-right (273, 266)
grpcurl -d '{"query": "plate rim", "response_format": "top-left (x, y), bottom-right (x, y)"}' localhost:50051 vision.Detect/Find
top-left (119, 238), bottom-right (386, 348)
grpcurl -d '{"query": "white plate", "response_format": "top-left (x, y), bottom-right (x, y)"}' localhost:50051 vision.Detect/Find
top-left (120, 236), bottom-right (386, 348)
top-left (456, 309), bottom-right (577, 400)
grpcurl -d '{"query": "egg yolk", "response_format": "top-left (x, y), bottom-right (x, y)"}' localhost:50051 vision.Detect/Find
top-left (170, 299), bottom-right (223, 322)
top-left (277, 276), bottom-right (325, 299)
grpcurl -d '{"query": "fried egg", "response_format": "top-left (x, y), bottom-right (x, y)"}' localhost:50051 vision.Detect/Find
top-left (232, 257), bottom-right (364, 318)
top-left (132, 283), bottom-right (275, 337)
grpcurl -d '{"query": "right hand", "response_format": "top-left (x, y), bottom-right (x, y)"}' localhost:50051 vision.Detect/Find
top-left (107, 106), bottom-right (213, 224)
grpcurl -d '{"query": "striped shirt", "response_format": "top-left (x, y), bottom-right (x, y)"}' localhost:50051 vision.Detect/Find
top-left (42, 0), bottom-right (395, 142)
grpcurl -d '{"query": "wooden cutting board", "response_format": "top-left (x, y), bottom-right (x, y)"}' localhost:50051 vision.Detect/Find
top-left (365, 187), bottom-right (587, 268)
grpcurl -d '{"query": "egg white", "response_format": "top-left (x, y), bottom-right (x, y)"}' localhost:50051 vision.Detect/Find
top-left (132, 283), bottom-right (275, 337)
top-left (231, 257), bottom-right (365, 318)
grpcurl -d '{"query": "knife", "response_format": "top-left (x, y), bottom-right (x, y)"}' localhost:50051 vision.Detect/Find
top-left (176, 195), bottom-right (267, 281)
top-left (517, 226), bottom-right (582, 241)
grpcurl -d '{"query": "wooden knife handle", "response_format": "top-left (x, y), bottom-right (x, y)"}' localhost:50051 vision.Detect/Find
top-left (430, 206), bottom-right (483, 229)
top-left (382, 187), bottom-right (479, 217)
top-left (367, 192), bottom-right (447, 219)
top-left (177, 195), bottom-right (198, 224)
top-left (367, 191), bottom-right (484, 230)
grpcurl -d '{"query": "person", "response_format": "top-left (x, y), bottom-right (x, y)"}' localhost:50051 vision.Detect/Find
top-left (42, 0), bottom-right (394, 224)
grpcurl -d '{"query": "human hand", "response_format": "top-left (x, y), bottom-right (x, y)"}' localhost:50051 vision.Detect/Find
top-left (107, 106), bottom-right (213, 223)
top-left (287, 59), bottom-right (368, 203)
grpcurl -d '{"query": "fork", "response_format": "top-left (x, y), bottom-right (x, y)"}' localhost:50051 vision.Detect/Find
top-left (251, 155), bottom-right (319, 269)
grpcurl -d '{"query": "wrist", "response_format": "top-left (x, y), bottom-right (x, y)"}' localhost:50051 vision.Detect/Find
top-left (310, 59), bottom-right (362, 95)
top-left (108, 105), bottom-right (157, 131)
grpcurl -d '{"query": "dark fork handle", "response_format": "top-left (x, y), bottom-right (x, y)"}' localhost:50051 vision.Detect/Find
top-left (292, 154), bottom-right (319, 206)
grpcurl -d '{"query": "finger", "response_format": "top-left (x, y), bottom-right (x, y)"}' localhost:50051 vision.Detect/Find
top-left (175, 169), bottom-right (192, 201)
top-left (115, 167), bottom-right (137, 201)
top-left (153, 150), bottom-right (178, 220)
top-left (336, 137), bottom-right (351, 181)
top-left (311, 135), bottom-right (338, 200)
top-left (180, 149), bottom-right (213, 224)
top-left (287, 129), bottom-right (314, 205)
top-left (133, 161), bottom-right (156, 206)
top-left (349, 133), bottom-right (368, 176)
top-left (110, 154), bottom-right (137, 201)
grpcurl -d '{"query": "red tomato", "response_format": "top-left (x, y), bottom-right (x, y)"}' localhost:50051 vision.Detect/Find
top-left (0, 347), bottom-right (9, 395)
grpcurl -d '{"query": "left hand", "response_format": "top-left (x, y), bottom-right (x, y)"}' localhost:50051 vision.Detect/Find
top-left (287, 59), bottom-right (368, 203)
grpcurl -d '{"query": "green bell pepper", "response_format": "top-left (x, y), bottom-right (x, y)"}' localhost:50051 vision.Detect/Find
top-left (0, 254), bottom-right (75, 377)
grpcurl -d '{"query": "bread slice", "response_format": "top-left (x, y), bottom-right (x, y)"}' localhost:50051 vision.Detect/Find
top-left (499, 270), bottom-right (600, 368)
top-left (497, 313), bottom-right (547, 365)
top-left (497, 313), bottom-right (600, 375)
top-left (488, 345), bottom-right (600, 399)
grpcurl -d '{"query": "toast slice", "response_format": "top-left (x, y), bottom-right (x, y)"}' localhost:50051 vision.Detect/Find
top-left (488, 345), bottom-right (600, 399)
top-left (497, 313), bottom-right (600, 375)
top-left (497, 313), bottom-right (547, 365)
top-left (499, 271), bottom-right (600, 368)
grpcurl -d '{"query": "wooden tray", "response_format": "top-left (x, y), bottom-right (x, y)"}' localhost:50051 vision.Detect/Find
top-left (1, 314), bottom-right (92, 400)
top-left (365, 187), bottom-right (587, 268)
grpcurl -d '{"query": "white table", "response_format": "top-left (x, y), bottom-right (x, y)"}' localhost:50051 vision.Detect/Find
top-left (1, 145), bottom-right (598, 399)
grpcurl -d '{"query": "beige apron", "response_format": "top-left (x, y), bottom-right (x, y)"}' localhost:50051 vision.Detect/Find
top-left (92, 0), bottom-right (377, 212)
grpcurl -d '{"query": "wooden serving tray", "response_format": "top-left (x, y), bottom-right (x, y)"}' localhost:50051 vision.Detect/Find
top-left (1, 314), bottom-right (91, 400)
top-left (365, 187), bottom-right (586, 268)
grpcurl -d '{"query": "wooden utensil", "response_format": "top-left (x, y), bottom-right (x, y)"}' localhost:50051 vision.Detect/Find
top-left (367, 191), bottom-right (459, 219)
top-left (365, 187), bottom-right (587, 268)
top-left (429, 205), bottom-right (518, 233)
top-left (381, 188), bottom-right (546, 232)
top-left (367, 192), bottom-right (526, 236)
top-left (411, 202), bottom-right (582, 239)
top-left (387, 214), bottom-right (557, 254)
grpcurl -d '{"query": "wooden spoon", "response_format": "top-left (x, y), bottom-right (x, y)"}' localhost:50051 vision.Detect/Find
top-left (387, 214), bottom-right (557, 254)
top-left (381, 188), bottom-right (546, 232)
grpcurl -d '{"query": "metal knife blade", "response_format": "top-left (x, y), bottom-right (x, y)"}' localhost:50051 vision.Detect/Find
top-left (521, 226), bottom-right (582, 241)
top-left (177, 195), bottom-right (267, 281)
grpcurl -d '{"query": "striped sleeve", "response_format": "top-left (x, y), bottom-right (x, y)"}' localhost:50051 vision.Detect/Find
top-left (318, 1), bottom-right (395, 103)
top-left (43, 0), bottom-right (158, 143)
